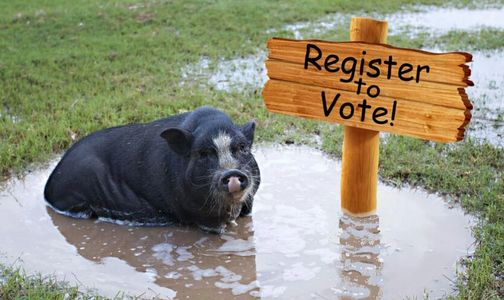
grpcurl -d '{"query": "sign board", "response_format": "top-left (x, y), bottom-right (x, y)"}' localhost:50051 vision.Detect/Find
top-left (263, 38), bottom-right (473, 143)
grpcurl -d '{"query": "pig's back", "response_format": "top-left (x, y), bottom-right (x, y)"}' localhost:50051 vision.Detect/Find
top-left (44, 113), bottom-right (188, 222)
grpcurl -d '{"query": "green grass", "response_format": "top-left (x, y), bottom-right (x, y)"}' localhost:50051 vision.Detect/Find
top-left (1, 0), bottom-right (503, 299)
top-left (1, 265), bottom-right (93, 300)
top-left (4, 0), bottom-right (504, 178)
top-left (0, 264), bottom-right (163, 299)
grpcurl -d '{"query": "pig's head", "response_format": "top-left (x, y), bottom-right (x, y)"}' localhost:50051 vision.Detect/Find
top-left (160, 111), bottom-right (260, 233)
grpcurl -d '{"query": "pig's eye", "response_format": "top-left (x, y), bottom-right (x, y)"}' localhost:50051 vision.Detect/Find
top-left (234, 143), bottom-right (249, 155)
top-left (198, 149), bottom-right (214, 159)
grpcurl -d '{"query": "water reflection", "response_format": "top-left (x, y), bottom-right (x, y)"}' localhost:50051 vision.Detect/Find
top-left (48, 207), bottom-right (260, 299)
top-left (48, 203), bottom-right (385, 300)
top-left (338, 215), bottom-right (382, 299)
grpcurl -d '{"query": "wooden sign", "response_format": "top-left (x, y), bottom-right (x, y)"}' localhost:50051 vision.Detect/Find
top-left (262, 17), bottom-right (473, 216)
top-left (263, 39), bottom-right (473, 142)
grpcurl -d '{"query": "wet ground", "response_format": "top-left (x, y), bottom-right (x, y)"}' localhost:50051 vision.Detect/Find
top-left (181, 6), bottom-right (504, 146)
top-left (273, 7), bottom-right (504, 39)
top-left (1, 145), bottom-right (474, 299)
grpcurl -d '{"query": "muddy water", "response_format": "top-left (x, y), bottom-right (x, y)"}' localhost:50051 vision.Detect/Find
top-left (466, 51), bottom-right (504, 145)
top-left (181, 54), bottom-right (268, 92)
top-left (272, 7), bottom-right (504, 40)
top-left (1, 145), bottom-right (473, 299)
top-left (387, 7), bottom-right (504, 35)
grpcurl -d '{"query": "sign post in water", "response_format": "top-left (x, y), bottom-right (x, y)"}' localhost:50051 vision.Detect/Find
top-left (262, 17), bottom-right (473, 215)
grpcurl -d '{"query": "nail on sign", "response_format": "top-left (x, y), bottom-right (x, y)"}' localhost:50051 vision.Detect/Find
top-left (262, 38), bottom-right (473, 143)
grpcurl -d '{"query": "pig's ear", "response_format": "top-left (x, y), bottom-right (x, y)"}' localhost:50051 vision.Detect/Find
top-left (160, 128), bottom-right (193, 155)
top-left (241, 121), bottom-right (256, 144)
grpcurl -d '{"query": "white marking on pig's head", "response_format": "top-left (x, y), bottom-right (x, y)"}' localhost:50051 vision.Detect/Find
top-left (213, 132), bottom-right (238, 169)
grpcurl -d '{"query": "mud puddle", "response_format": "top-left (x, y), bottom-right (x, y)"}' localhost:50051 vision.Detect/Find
top-left (1, 145), bottom-right (474, 299)
top-left (270, 7), bottom-right (504, 39)
top-left (465, 51), bottom-right (504, 145)
top-left (387, 6), bottom-right (504, 35)
top-left (180, 54), bottom-right (268, 93)
top-left (0, 111), bottom-right (21, 124)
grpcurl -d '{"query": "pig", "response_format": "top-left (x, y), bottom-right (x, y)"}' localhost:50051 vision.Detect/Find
top-left (44, 106), bottom-right (260, 233)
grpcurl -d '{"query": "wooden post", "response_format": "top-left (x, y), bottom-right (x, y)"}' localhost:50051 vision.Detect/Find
top-left (340, 17), bottom-right (388, 216)
top-left (262, 20), bottom-right (473, 214)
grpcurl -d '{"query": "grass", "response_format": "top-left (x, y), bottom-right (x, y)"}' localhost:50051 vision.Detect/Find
top-left (1, 0), bottom-right (503, 299)
top-left (0, 264), bottom-right (150, 299)
top-left (1, 265), bottom-right (92, 300)
top-left (3, 0), bottom-right (504, 178)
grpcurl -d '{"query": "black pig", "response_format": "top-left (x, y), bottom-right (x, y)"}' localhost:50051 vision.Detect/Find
top-left (44, 106), bottom-right (260, 233)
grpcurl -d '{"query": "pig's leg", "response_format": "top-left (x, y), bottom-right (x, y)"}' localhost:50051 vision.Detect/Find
top-left (44, 155), bottom-right (106, 218)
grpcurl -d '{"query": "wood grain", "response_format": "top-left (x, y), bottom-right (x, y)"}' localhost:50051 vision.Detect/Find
top-left (266, 59), bottom-right (472, 110)
top-left (340, 17), bottom-right (386, 216)
top-left (262, 37), bottom-right (473, 141)
top-left (267, 38), bottom-right (473, 87)
top-left (263, 79), bottom-right (469, 142)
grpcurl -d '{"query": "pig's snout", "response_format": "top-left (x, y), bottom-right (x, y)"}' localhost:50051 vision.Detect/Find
top-left (220, 169), bottom-right (249, 193)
